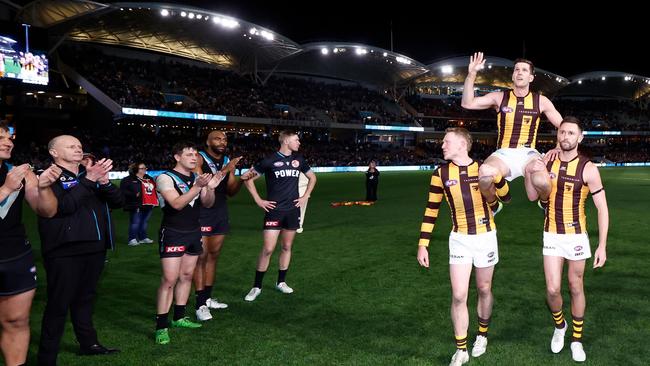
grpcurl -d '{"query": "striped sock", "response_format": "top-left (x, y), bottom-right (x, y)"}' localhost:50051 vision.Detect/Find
top-left (455, 334), bottom-right (468, 351)
top-left (552, 309), bottom-right (566, 329)
top-left (494, 173), bottom-right (511, 203)
top-left (572, 316), bottom-right (584, 342)
top-left (478, 317), bottom-right (490, 337)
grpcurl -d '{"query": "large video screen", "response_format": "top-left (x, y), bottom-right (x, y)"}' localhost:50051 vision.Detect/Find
top-left (0, 35), bottom-right (48, 85)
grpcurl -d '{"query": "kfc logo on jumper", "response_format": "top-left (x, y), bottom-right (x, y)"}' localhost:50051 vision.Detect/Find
top-left (265, 221), bottom-right (279, 227)
top-left (201, 226), bottom-right (213, 233)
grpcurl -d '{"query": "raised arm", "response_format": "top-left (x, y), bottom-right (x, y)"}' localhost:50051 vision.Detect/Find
top-left (461, 52), bottom-right (502, 110)
top-left (24, 164), bottom-right (61, 218)
top-left (540, 95), bottom-right (563, 128)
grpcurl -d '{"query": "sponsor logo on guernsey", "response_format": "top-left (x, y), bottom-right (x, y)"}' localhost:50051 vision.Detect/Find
top-left (165, 245), bottom-right (186, 253)
top-left (60, 176), bottom-right (79, 190)
top-left (445, 179), bottom-right (458, 187)
top-left (274, 169), bottom-right (300, 178)
top-left (291, 160), bottom-right (300, 168)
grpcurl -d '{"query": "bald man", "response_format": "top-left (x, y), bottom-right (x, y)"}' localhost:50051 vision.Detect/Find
top-left (37, 135), bottom-right (123, 365)
top-left (192, 131), bottom-right (243, 321)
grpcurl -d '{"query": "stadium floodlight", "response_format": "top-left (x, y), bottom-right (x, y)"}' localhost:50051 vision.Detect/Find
top-left (249, 27), bottom-right (258, 35)
top-left (382, 52), bottom-right (387, 57)
top-left (488, 64), bottom-right (492, 69)
top-left (222, 18), bottom-right (239, 28)
top-left (260, 30), bottom-right (274, 40)
top-left (26, 92), bottom-right (33, 95)
top-left (160, 9), bottom-right (169, 16)
top-left (188, 12), bottom-right (195, 19)
top-left (180, 11), bottom-right (187, 17)
top-left (333, 48), bottom-right (339, 53)
top-left (578, 80), bottom-right (582, 84)
top-left (37, 91), bottom-right (44, 94)
top-left (212, 16), bottom-right (221, 24)
top-left (55, 95), bottom-right (62, 98)
top-left (355, 48), bottom-right (368, 55)
top-left (441, 65), bottom-right (453, 74)
top-left (321, 48), bottom-right (329, 55)
top-left (601, 76), bottom-right (606, 81)
top-left (395, 56), bottom-right (411, 65)
top-left (196, 14), bottom-right (202, 19)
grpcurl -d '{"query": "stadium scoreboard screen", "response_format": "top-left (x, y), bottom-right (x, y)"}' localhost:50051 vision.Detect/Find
top-left (0, 35), bottom-right (49, 85)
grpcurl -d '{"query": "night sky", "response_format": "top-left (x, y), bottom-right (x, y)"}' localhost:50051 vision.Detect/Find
top-left (4, 1), bottom-right (648, 78)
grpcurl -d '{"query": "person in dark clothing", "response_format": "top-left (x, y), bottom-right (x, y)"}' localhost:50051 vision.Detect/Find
top-left (120, 162), bottom-right (158, 246)
top-left (365, 160), bottom-right (379, 201)
top-left (0, 122), bottom-right (59, 366)
top-left (241, 130), bottom-right (317, 302)
top-left (37, 135), bottom-right (123, 366)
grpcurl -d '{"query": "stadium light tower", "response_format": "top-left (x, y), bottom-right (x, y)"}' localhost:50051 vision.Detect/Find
top-left (22, 23), bottom-right (31, 52)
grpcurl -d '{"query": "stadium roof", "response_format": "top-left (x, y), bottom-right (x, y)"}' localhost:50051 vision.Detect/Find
top-left (414, 56), bottom-right (570, 95)
top-left (265, 42), bottom-right (428, 87)
top-left (19, 1), bottom-right (302, 70)
top-left (17, 1), bottom-right (427, 86)
top-left (555, 71), bottom-right (650, 100)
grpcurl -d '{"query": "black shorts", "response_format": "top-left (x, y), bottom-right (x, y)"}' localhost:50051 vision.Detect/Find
top-left (158, 227), bottom-right (203, 258)
top-left (199, 208), bottom-right (230, 236)
top-left (0, 250), bottom-right (37, 296)
top-left (263, 208), bottom-right (300, 230)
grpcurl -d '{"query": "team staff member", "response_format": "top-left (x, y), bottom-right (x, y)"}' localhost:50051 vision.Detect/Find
top-left (37, 135), bottom-right (123, 366)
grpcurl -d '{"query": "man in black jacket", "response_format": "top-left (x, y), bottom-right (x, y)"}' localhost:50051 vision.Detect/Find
top-left (37, 135), bottom-right (123, 366)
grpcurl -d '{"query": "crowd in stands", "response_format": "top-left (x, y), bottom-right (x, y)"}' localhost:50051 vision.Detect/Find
top-left (10, 123), bottom-right (649, 173)
top-left (62, 46), bottom-right (410, 126)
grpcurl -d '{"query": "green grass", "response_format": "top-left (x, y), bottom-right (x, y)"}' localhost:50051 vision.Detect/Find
top-left (21, 168), bottom-right (650, 365)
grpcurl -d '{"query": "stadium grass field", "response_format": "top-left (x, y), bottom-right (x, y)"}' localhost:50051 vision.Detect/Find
top-left (21, 167), bottom-right (650, 365)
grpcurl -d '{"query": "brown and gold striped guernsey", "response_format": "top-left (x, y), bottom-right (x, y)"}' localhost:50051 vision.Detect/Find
top-left (497, 90), bottom-right (542, 149)
top-left (544, 155), bottom-right (591, 234)
top-left (419, 161), bottom-right (495, 246)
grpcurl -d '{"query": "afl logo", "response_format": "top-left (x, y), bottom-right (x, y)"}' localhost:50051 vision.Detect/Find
top-left (445, 179), bottom-right (458, 187)
top-left (501, 106), bottom-right (514, 113)
top-left (549, 172), bottom-right (556, 179)
top-left (574, 246), bottom-right (583, 252)
top-left (273, 161), bottom-right (284, 167)
top-left (291, 160), bottom-right (300, 168)
top-left (487, 252), bottom-right (495, 258)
